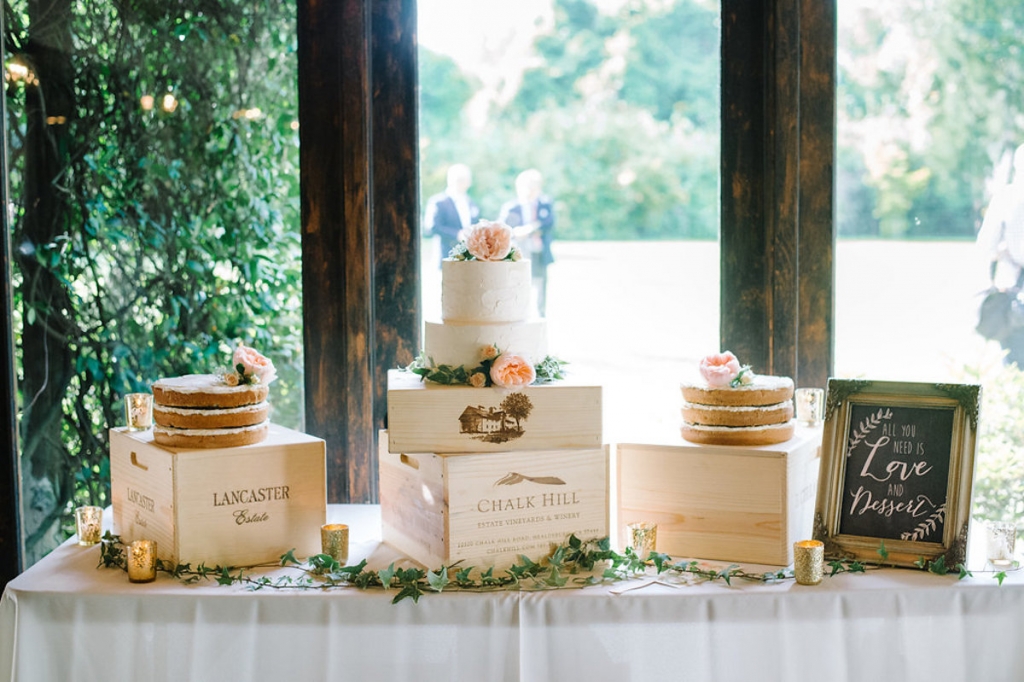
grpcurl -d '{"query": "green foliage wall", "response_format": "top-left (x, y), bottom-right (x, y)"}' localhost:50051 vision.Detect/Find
top-left (7, 0), bottom-right (302, 564)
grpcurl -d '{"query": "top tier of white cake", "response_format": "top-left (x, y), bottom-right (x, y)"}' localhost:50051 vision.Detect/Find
top-left (441, 259), bottom-right (532, 324)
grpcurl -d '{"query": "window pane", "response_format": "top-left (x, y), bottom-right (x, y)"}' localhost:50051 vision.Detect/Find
top-left (6, 0), bottom-right (301, 565)
top-left (836, 1), bottom-right (1024, 523)
top-left (418, 0), bottom-right (721, 441)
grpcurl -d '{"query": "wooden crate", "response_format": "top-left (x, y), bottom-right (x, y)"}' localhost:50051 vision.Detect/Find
top-left (386, 369), bottom-right (602, 454)
top-left (617, 428), bottom-right (821, 566)
top-left (379, 431), bottom-right (609, 571)
top-left (110, 424), bottom-right (327, 567)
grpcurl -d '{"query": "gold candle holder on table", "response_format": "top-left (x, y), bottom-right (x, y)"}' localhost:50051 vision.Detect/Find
top-left (127, 540), bottom-right (158, 583)
top-left (793, 539), bottom-right (824, 585)
top-left (794, 388), bottom-right (825, 426)
top-left (125, 392), bottom-right (153, 431)
top-left (75, 505), bottom-right (103, 546)
top-left (321, 523), bottom-right (349, 565)
top-left (628, 521), bottom-right (658, 561)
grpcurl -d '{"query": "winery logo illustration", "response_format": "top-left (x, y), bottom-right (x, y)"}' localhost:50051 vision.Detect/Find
top-left (493, 472), bottom-right (566, 486)
top-left (458, 392), bottom-right (534, 443)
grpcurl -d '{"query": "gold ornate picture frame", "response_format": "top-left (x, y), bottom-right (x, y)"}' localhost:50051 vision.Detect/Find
top-left (813, 379), bottom-right (980, 568)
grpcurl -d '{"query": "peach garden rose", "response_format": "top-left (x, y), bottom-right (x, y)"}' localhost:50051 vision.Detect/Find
top-left (233, 345), bottom-right (278, 385)
top-left (699, 351), bottom-right (741, 388)
top-left (465, 220), bottom-right (513, 261)
top-left (489, 353), bottom-right (536, 388)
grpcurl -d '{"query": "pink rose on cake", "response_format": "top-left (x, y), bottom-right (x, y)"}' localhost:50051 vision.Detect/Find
top-left (469, 371), bottom-right (488, 388)
top-left (489, 353), bottom-right (536, 388)
top-left (465, 220), bottom-right (513, 261)
top-left (699, 351), bottom-right (741, 387)
top-left (233, 345), bottom-right (278, 385)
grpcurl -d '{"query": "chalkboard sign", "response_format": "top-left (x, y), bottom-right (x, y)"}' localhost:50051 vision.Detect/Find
top-left (838, 404), bottom-right (954, 543)
top-left (814, 380), bottom-right (980, 568)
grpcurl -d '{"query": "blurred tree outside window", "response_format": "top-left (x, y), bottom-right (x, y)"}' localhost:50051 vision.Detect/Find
top-left (834, 0), bottom-right (1024, 525)
top-left (5, 0), bottom-right (303, 566)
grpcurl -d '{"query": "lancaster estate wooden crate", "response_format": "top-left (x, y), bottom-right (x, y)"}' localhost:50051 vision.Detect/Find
top-left (110, 424), bottom-right (327, 567)
top-left (379, 431), bottom-right (609, 571)
top-left (386, 369), bottom-right (603, 454)
top-left (617, 427), bottom-right (821, 566)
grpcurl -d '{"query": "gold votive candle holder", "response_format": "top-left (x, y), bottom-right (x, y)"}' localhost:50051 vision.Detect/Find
top-left (127, 539), bottom-right (158, 583)
top-left (125, 392), bottom-right (153, 431)
top-left (321, 523), bottom-right (349, 565)
top-left (793, 539), bottom-right (824, 585)
top-left (628, 521), bottom-right (658, 560)
top-left (75, 505), bottom-right (103, 546)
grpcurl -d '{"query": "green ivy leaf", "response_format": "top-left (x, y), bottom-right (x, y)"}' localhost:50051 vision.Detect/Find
top-left (377, 563), bottom-right (397, 589)
top-left (426, 567), bottom-right (449, 592)
top-left (995, 571), bottom-right (1008, 586)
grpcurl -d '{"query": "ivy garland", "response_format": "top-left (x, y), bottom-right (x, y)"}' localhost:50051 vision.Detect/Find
top-left (97, 533), bottom-right (1009, 604)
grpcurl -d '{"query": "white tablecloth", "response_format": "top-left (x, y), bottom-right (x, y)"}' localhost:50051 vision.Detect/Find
top-left (3, 504), bottom-right (1024, 681)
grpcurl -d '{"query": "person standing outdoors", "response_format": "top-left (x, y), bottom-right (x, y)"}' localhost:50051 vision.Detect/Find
top-left (977, 143), bottom-right (1024, 364)
top-left (499, 169), bottom-right (555, 316)
top-left (424, 163), bottom-right (480, 265)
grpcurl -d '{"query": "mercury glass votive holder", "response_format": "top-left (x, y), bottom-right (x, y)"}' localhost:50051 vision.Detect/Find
top-left (127, 539), bottom-right (158, 583)
top-left (793, 539), bottom-right (824, 585)
top-left (321, 524), bottom-right (349, 565)
top-left (125, 392), bottom-right (153, 431)
top-left (985, 521), bottom-right (1017, 567)
top-left (75, 505), bottom-right (103, 546)
top-left (628, 521), bottom-right (658, 561)
top-left (794, 388), bottom-right (825, 426)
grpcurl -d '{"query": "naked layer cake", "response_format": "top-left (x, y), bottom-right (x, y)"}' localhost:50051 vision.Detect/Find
top-left (680, 352), bottom-right (795, 446)
top-left (151, 345), bottom-right (276, 449)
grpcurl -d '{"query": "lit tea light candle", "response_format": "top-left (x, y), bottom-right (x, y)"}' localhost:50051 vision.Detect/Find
top-left (75, 506), bottom-right (103, 546)
top-left (793, 539), bottom-right (824, 585)
top-left (127, 539), bottom-right (158, 583)
top-left (628, 521), bottom-right (658, 561)
top-left (125, 392), bottom-right (153, 431)
top-left (321, 524), bottom-right (349, 565)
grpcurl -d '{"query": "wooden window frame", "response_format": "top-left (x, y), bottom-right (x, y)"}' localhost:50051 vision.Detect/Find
top-left (0, 0), bottom-right (834, 586)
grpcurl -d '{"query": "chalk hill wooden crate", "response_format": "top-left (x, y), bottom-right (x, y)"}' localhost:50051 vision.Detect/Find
top-left (386, 369), bottom-right (602, 454)
top-left (110, 424), bottom-right (327, 567)
top-left (379, 431), bottom-right (609, 571)
top-left (617, 428), bottom-right (821, 566)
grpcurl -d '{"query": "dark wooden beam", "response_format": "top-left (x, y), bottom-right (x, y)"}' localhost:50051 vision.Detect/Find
top-left (298, 0), bottom-right (374, 503)
top-left (796, 0), bottom-right (836, 389)
top-left (370, 0), bottom-right (420, 452)
top-left (299, 0), bottom-right (419, 503)
top-left (721, 0), bottom-right (835, 387)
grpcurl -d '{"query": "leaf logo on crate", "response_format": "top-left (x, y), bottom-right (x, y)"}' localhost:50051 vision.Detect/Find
top-left (458, 392), bottom-right (534, 443)
top-left (494, 472), bottom-right (566, 486)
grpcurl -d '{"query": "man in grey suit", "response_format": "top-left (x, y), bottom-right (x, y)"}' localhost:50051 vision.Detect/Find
top-left (499, 169), bottom-right (555, 316)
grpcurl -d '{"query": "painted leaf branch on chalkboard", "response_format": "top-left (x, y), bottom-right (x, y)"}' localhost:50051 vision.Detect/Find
top-left (846, 408), bottom-right (894, 456)
top-left (900, 504), bottom-right (946, 542)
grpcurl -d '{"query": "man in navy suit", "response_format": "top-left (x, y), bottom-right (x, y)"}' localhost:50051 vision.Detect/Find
top-left (499, 169), bottom-right (555, 316)
top-left (424, 164), bottom-right (480, 265)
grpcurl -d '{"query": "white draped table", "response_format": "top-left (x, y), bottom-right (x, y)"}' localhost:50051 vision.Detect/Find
top-left (3, 504), bottom-right (1024, 681)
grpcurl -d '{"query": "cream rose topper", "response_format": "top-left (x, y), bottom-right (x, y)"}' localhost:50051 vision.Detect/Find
top-left (229, 344), bottom-right (278, 386)
top-left (698, 351), bottom-right (752, 388)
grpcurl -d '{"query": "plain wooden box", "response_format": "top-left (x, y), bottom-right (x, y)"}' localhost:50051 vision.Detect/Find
top-left (110, 424), bottom-right (327, 567)
top-left (379, 430), bottom-right (609, 571)
top-left (386, 369), bottom-right (603, 454)
top-left (617, 427), bottom-right (821, 566)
